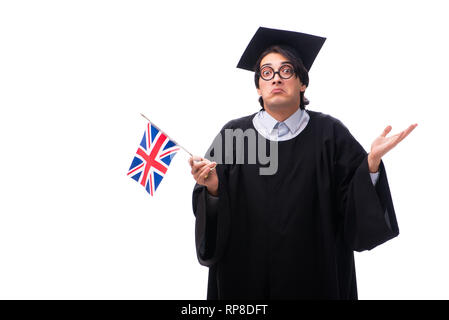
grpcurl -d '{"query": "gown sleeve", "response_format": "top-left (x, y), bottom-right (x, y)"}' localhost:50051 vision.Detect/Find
top-left (332, 120), bottom-right (399, 252)
top-left (192, 123), bottom-right (233, 266)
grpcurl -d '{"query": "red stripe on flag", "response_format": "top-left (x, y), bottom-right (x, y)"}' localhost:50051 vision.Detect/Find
top-left (127, 163), bottom-right (144, 176)
top-left (138, 134), bottom-right (168, 187)
top-left (160, 147), bottom-right (180, 159)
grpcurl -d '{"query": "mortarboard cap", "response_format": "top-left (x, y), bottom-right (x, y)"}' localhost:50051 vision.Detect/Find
top-left (237, 27), bottom-right (326, 72)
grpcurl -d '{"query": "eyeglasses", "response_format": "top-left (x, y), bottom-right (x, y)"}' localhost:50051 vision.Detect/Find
top-left (259, 64), bottom-right (295, 81)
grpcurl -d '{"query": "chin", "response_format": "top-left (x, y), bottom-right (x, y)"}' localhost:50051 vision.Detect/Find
top-left (265, 98), bottom-right (289, 108)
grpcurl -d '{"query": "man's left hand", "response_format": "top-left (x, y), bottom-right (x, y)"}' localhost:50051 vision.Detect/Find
top-left (368, 123), bottom-right (418, 173)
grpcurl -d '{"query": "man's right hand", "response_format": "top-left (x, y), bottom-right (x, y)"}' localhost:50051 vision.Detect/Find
top-left (189, 156), bottom-right (218, 196)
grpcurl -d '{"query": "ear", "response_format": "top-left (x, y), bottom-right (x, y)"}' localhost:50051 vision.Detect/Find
top-left (300, 84), bottom-right (307, 92)
top-left (257, 88), bottom-right (262, 96)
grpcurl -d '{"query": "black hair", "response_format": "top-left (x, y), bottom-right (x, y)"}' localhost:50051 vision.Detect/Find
top-left (254, 45), bottom-right (310, 110)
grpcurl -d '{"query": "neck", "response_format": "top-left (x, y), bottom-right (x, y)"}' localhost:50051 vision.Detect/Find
top-left (264, 104), bottom-right (300, 122)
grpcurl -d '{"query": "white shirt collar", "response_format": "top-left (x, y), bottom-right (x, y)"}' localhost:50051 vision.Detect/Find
top-left (252, 107), bottom-right (310, 142)
top-left (258, 107), bottom-right (304, 135)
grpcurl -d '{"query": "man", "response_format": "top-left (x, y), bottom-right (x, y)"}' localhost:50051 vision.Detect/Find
top-left (189, 27), bottom-right (417, 299)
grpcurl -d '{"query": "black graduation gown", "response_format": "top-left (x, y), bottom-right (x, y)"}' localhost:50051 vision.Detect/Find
top-left (192, 110), bottom-right (399, 300)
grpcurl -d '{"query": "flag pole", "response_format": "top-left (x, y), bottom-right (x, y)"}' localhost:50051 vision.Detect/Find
top-left (140, 113), bottom-right (216, 171)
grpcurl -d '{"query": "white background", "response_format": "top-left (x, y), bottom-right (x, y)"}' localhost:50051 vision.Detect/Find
top-left (0, 0), bottom-right (447, 299)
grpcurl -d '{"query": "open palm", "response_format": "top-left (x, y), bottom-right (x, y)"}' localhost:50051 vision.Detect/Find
top-left (370, 124), bottom-right (418, 160)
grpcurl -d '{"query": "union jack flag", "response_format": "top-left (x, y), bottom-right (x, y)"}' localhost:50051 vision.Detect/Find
top-left (127, 122), bottom-right (180, 196)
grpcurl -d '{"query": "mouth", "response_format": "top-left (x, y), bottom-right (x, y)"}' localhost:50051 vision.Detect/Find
top-left (271, 88), bottom-right (284, 94)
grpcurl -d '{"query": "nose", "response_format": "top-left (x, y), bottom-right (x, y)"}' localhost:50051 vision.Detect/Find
top-left (272, 72), bottom-right (283, 83)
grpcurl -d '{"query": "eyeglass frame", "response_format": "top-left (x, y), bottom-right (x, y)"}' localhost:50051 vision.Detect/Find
top-left (257, 64), bottom-right (296, 81)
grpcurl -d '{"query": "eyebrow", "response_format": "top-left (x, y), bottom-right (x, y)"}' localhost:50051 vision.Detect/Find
top-left (261, 61), bottom-right (293, 68)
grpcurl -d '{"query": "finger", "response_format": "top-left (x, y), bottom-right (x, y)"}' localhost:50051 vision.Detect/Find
top-left (202, 163), bottom-right (217, 180)
top-left (193, 165), bottom-right (206, 181)
top-left (198, 165), bottom-right (213, 182)
top-left (193, 157), bottom-right (213, 173)
top-left (381, 125), bottom-right (392, 137)
top-left (193, 162), bottom-right (212, 180)
top-left (378, 132), bottom-right (403, 156)
top-left (203, 162), bottom-right (217, 175)
top-left (189, 155), bottom-right (203, 169)
top-left (386, 131), bottom-right (405, 150)
top-left (396, 124), bottom-right (418, 144)
top-left (192, 162), bottom-right (205, 175)
top-left (398, 126), bottom-right (413, 142)
top-left (395, 131), bottom-right (406, 142)
top-left (192, 159), bottom-right (208, 173)
top-left (405, 123), bottom-right (418, 136)
top-left (191, 155), bottom-right (203, 165)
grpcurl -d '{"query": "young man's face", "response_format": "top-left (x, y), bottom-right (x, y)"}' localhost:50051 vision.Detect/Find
top-left (257, 52), bottom-right (306, 111)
